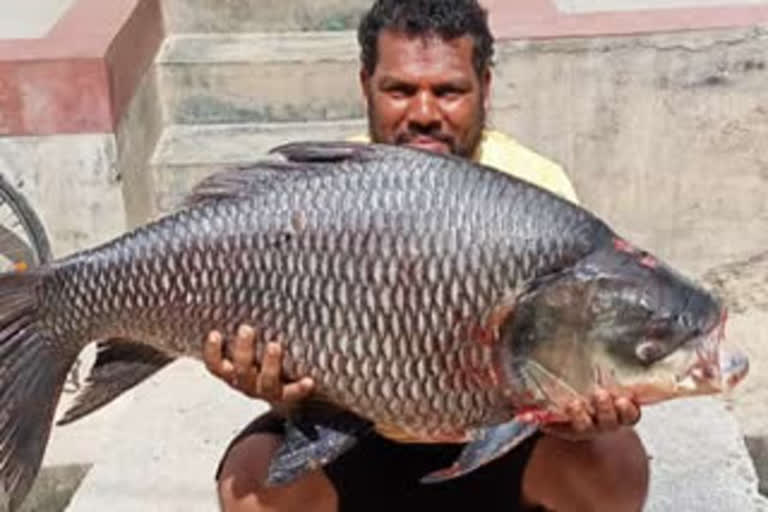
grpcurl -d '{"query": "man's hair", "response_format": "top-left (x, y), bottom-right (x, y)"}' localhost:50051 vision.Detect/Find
top-left (357, 0), bottom-right (495, 78)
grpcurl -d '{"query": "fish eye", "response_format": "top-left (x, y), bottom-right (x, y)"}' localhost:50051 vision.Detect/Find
top-left (635, 340), bottom-right (667, 365)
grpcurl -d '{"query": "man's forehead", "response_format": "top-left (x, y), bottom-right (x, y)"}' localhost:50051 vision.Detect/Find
top-left (379, 27), bottom-right (471, 46)
top-left (373, 29), bottom-right (477, 76)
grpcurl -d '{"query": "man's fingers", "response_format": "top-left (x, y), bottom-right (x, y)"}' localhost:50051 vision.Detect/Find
top-left (239, 367), bottom-right (261, 397)
top-left (616, 396), bottom-right (641, 426)
top-left (256, 342), bottom-right (283, 401)
top-left (569, 401), bottom-right (593, 433)
top-left (219, 358), bottom-right (236, 383)
top-left (203, 330), bottom-right (226, 376)
top-left (205, 325), bottom-right (313, 404)
top-left (232, 324), bottom-right (256, 379)
top-left (594, 389), bottom-right (619, 431)
top-left (282, 377), bottom-right (315, 403)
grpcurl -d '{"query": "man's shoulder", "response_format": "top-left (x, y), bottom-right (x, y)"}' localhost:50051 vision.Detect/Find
top-left (476, 130), bottom-right (579, 204)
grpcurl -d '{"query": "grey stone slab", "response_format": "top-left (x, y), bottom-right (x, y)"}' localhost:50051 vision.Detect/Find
top-left (157, 32), bottom-right (360, 64)
top-left (152, 118), bottom-right (366, 165)
top-left (637, 397), bottom-right (767, 511)
top-left (156, 32), bottom-right (363, 124)
top-left (116, 66), bottom-right (165, 230)
top-left (162, 0), bottom-right (372, 33)
top-left (0, 134), bottom-right (127, 258)
top-left (18, 464), bottom-right (91, 512)
top-left (149, 119), bottom-right (366, 215)
top-left (745, 436), bottom-right (768, 497)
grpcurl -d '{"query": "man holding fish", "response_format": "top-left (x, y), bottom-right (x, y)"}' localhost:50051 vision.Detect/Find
top-left (0, 1), bottom-right (748, 510)
top-left (206, 1), bottom-right (649, 510)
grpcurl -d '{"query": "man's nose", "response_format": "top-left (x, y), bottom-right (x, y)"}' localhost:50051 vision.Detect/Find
top-left (407, 91), bottom-right (441, 127)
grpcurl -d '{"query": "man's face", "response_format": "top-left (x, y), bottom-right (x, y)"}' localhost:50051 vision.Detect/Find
top-left (361, 29), bottom-right (490, 158)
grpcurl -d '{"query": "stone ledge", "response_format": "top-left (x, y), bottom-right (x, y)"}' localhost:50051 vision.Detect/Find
top-left (637, 397), bottom-right (768, 511)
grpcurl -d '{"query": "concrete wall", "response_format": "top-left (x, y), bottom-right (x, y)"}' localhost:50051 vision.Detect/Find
top-left (489, 26), bottom-right (768, 278)
top-left (0, 134), bottom-right (125, 257)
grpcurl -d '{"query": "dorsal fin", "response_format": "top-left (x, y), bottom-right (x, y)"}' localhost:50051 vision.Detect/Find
top-left (269, 140), bottom-right (379, 163)
top-left (182, 142), bottom-right (380, 208)
top-left (182, 160), bottom-right (315, 207)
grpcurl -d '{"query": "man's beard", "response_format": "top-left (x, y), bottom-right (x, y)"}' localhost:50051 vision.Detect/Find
top-left (367, 104), bottom-right (486, 159)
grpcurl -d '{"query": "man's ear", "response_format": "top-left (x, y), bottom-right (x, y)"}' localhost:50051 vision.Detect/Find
top-left (481, 68), bottom-right (492, 110)
top-left (360, 67), bottom-right (372, 106)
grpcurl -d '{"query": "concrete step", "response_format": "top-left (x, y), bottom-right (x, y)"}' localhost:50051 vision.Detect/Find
top-left (149, 119), bottom-right (366, 214)
top-left (162, 0), bottom-right (372, 33)
top-left (156, 32), bottom-right (363, 125)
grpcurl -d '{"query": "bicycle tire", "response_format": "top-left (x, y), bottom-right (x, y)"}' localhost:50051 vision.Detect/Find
top-left (0, 173), bottom-right (52, 266)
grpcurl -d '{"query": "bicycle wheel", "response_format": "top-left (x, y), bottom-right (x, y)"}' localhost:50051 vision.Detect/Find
top-left (0, 173), bottom-right (52, 271)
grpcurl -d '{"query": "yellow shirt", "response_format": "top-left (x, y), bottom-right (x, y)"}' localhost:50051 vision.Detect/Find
top-left (348, 130), bottom-right (579, 204)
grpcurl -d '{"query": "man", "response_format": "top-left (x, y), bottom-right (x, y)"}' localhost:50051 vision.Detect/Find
top-left (204, 1), bottom-right (650, 510)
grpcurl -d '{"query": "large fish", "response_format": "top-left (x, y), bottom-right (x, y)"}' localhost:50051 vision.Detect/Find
top-left (0, 142), bottom-right (748, 510)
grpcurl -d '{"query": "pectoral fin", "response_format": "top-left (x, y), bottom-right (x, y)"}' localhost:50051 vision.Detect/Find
top-left (265, 408), bottom-right (371, 486)
top-left (420, 420), bottom-right (539, 484)
top-left (521, 359), bottom-right (583, 408)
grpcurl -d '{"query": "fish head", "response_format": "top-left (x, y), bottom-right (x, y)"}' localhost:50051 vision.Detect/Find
top-left (504, 236), bottom-right (749, 412)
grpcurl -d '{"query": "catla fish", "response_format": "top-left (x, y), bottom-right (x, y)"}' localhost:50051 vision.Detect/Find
top-left (0, 142), bottom-right (748, 510)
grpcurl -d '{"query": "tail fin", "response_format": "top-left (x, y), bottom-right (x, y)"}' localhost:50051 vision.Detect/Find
top-left (0, 270), bottom-right (75, 511)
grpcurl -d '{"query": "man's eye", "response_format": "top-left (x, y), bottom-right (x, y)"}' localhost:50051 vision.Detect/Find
top-left (385, 86), bottom-right (413, 98)
top-left (435, 87), bottom-right (464, 99)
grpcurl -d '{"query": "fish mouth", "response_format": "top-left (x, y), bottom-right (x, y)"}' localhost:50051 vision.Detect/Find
top-left (675, 308), bottom-right (748, 393)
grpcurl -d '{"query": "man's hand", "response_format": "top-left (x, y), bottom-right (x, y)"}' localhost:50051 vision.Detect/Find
top-left (203, 324), bottom-right (315, 407)
top-left (531, 389), bottom-right (641, 442)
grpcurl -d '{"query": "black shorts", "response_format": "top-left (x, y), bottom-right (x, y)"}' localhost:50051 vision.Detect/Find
top-left (216, 411), bottom-right (542, 511)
